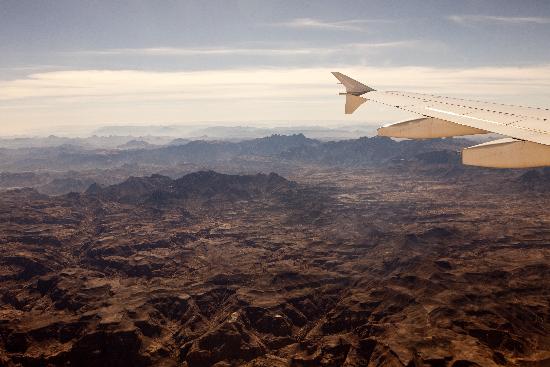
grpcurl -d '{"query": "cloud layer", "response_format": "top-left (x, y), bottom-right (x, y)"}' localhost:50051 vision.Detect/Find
top-left (3, 65), bottom-right (550, 102)
top-left (2, 65), bottom-right (550, 134)
top-left (449, 15), bottom-right (550, 25)
top-left (77, 42), bottom-right (419, 57)
top-left (269, 18), bottom-right (390, 31)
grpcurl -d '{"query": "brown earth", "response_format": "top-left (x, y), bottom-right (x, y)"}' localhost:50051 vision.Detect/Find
top-left (0, 169), bottom-right (549, 367)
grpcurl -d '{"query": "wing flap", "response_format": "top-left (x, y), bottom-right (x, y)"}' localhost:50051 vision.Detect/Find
top-left (378, 117), bottom-right (486, 138)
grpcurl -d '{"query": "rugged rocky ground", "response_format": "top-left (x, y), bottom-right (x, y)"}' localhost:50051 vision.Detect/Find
top-left (0, 166), bottom-right (549, 367)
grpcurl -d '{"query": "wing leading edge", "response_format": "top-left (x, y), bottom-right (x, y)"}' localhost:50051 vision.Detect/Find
top-left (332, 72), bottom-right (550, 168)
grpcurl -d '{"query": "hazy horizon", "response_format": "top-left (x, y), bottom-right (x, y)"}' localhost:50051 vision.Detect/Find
top-left (0, 120), bottom-right (383, 139)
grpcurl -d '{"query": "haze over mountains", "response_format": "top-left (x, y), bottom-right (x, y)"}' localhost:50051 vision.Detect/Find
top-left (1, 131), bottom-right (542, 195)
top-left (0, 124), bottom-right (379, 146)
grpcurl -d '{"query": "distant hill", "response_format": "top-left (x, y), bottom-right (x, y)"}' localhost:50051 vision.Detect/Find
top-left (85, 171), bottom-right (296, 205)
top-left (414, 150), bottom-right (461, 165)
top-left (119, 135), bottom-right (473, 167)
top-left (168, 138), bottom-right (191, 146)
top-left (0, 134), bottom-right (479, 172)
top-left (280, 136), bottom-right (470, 166)
top-left (116, 139), bottom-right (154, 150)
top-left (91, 124), bottom-right (378, 141)
top-left (38, 177), bottom-right (96, 196)
top-left (238, 133), bottom-right (320, 156)
top-left (0, 172), bottom-right (48, 188)
top-left (0, 135), bottom-right (171, 150)
top-left (516, 168), bottom-right (550, 191)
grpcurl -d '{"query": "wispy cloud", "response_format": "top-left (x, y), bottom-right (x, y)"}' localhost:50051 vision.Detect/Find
top-left (2, 65), bottom-right (550, 102)
top-left (78, 42), bottom-right (418, 57)
top-left (269, 18), bottom-right (390, 31)
top-left (84, 46), bottom-right (331, 57)
top-left (449, 15), bottom-right (550, 25)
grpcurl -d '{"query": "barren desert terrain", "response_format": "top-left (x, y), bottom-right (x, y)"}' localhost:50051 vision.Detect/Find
top-left (0, 136), bottom-right (549, 367)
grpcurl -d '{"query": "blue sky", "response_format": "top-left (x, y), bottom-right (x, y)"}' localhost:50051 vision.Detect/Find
top-left (1, 0), bottom-right (550, 135)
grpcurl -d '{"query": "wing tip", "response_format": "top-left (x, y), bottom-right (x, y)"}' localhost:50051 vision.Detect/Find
top-left (331, 72), bottom-right (374, 95)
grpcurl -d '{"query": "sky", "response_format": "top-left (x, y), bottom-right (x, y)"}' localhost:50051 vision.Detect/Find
top-left (1, 0), bottom-right (550, 136)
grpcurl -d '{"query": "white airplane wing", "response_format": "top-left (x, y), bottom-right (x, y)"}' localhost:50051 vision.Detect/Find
top-left (332, 72), bottom-right (550, 168)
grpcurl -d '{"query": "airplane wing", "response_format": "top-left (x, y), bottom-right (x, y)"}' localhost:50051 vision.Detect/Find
top-left (332, 72), bottom-right (550, 168)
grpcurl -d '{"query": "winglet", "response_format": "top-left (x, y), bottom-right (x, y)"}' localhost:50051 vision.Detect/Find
top-left (332, 72), bottom-right (375, 96)
top-left (345, 94), bottom-right (367, 114)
